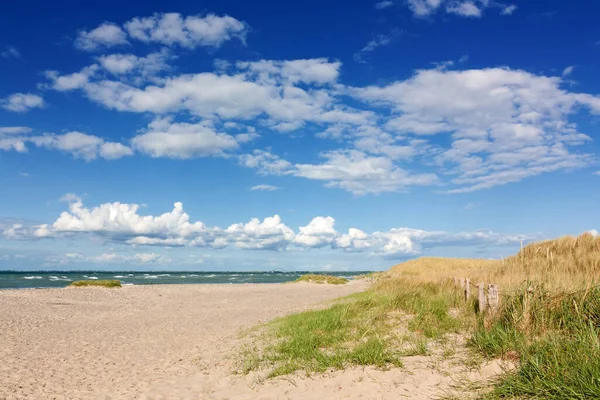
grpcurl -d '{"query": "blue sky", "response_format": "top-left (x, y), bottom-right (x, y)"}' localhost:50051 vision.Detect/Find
top-left (1, 0), bottom-right (599, 271)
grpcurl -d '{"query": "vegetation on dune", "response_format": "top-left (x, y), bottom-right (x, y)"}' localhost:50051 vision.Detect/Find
top-left (242, 233), bottom-right (600, 398)
top-left (294, 274), bottom-right (349, 285)
top-left (242, 278), bottom-right (465, 377)
top-left (69, 280), bottom-right (122, 288)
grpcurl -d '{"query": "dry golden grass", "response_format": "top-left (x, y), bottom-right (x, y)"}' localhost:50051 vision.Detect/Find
top-left (388, 233), bottom-right (600, 291)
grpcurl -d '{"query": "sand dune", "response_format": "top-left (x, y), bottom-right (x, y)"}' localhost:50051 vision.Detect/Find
top-left (0, 282), bottom-right (499, 399)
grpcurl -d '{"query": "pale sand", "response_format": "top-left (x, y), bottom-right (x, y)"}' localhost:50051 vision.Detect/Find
top-left (0, 281), bottom-right (502, 399)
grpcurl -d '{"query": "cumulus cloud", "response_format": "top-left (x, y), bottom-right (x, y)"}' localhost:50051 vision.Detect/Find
top-left (8, 197), bottom-right (536, 258)
top-left (97, 50), bottom-right (171, 82)
top-left (1, 93), bottom-right (44, 112)
top-left (124, 13), bottom-right (248, 48)
top-left (40, 57), bottom-right (600, 194)
top-left (237, 58), bottom-right (341, 85)
top-left (446, 1), bottom-right (482, 17)
top-left (405, 0), bottom-right (514, 18)
top-left (75, 23), bottom-right (129, 51)
top-left (352, 67), bottom-right (600, 192)
top-left (48, 58), bottom-right (371, 131)
top-left (0, 129), bottom-right (133, 160)
top-left (132, 118), bottom-right (239, 159)
top-left (75, 13), bottom-right (247, 52)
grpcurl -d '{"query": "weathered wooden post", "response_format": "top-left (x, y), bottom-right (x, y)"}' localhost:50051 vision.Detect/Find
top-left (488, 284), bottom-right (499, 313)
top-left (465, 278), bottom-right (471, 301)
top-left (478, 283), bottom-right (487, 313)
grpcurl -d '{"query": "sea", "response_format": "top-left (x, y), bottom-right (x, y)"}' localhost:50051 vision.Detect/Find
top-left (0, 271), bottom-right (370, 290)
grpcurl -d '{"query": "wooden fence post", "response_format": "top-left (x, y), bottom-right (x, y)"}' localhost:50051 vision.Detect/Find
top-left (465, 278), bottom-right (471, 301)
top-left (478, 283), bottom-right (486, 313)
top-left (488, 284), bottom-right (499, 313)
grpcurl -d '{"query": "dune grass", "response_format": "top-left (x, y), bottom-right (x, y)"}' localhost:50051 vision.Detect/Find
top-left (390, 232), bottom-right (600, 399)
top-left (69, 280), bottom-right (122, 288)
top-left (243, 233), bottom-right (600, 398)
top-left (242, 278), bottom-right (466, 377)
top-left (294, 274), bottom-right (348, 285)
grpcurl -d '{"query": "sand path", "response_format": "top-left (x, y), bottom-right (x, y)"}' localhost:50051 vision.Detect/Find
top-left (0, 282), bottom-right (499, 399)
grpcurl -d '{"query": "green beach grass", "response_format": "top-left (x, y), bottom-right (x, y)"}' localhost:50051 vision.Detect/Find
top-left (69, 280), bottom-right (122, 288)
top-left (242, 278), bottom-right (466, 377)
top-left (294, 274), bottom-right (349, 285)
top-left (242, 233), bottom-right (600, 398)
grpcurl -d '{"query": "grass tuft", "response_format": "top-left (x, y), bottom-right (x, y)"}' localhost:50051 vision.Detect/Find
top-left (69, 280), bottom-right (122, 288)
top-left (294, 274), bottom-right (349, 285)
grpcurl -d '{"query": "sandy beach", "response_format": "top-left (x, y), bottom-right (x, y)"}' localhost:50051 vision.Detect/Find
top-left (0, 281), bottom-right (498, 399)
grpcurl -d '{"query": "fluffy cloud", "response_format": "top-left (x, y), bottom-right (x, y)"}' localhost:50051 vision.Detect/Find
top-left (0, 129), bottom-right (132, 160)
top-left (5, 197), bottom-right (535, 257)
top-left (40, 56), bottom-right (600, 194)
top-left (352, 67), bottom-right (600, 192)
top-left (124, 13), bottom-right (247, 48)
top-left (242, 149), bottom-right (437, 195)
top-left (44, 66), bottom-right (98, 91)
top-left (75, 23), bottom-right (129, 51)
top-left (1, 93), bottom-right (44, 112)
top-left (237, 58), bottom-right (341, 85)
top-left (131, 118), bottom-right (240, 159)
top-left (295, 150), bottom-right (438, 195)
top-left (405, 0), bottom-right (514, 18)
top-left (75, 13), bottom-right (247, 52)
top-left (97, 50), bottom-right (171, 81)
top-left (48, 58), bottom-right (371, 130)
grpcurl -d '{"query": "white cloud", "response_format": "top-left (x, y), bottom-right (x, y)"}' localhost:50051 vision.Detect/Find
top-left (501, 4), bottom-right (517, 15)
top-left (32, 131), bottom-right (133, 161)
top-left (446, 1), bottom-right (482, 17)
top-left (562, 66), bottom-right (575, 77)
top-left (375, 0), bottom-right (394, 9)
top-left (89, 252), bottom-right (164, 264)
top-left (239, 150), bottom-right (295, 176)
top-left (124, 13), bottom-right (247, 48)
top-left (131, 118), bottom-right (239, 159)
top-left (405, 0), bottom-right (512, 18)
top-left (1, 93), bottom-right (44, 112)
top-left (294, 150), bottom-right (438, 195)
top-left (1, 46), bottom-right (21, 59)
top-left (75, 23), bottom-right (129, 51)
top-left (97, 50), bottom-right (172, 83)
top-left (250, 184), bottom-right (280, 191)
top-left (352, 67), bottom-right (600, 192)
top-left (226, 215), bottom-right (295, 250)
top-left (50, 58), bottom-right (371, 132)
top-left (0, 127), bottom-right (32, 135)
top-left (354, 32), bottom-right (399, 63)
top-left (0, 129), bottom-right (132, 160)
top-left (8, 198), bottom-right (537, 258)
top-left (237, 58), bottom-right (341, 85)
top-left (44, 65), bottom-right (98, 91)
top-left (294, 217), bottom-right (337, 248)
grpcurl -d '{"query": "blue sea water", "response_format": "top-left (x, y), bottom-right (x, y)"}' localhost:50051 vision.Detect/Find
top-left (0, 271), bottom-right (370, 290)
